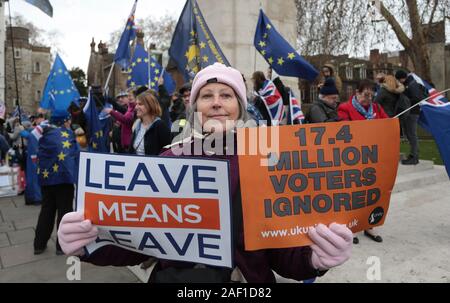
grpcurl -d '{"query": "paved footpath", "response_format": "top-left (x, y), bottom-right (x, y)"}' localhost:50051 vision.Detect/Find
top-left (1, 164), bottom-right (449, 283)
top-left (0, 195), bottom-right (139, 283)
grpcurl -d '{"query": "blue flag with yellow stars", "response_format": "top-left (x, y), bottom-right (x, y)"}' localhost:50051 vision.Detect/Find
top-left (37, 125), bottom-right (79, 186)
top-left (114, 0), bottom-right (138, 69)
top-left (127, 43), bottom-right (176, 95)
top-left (254, 9), bottom-right (318, 81)
top-left (83, 91), bottom-right (109, 153)
top-left (40, 54), bottom-right (80, 112)
top-left (169, 0), bottom-right (230, 81)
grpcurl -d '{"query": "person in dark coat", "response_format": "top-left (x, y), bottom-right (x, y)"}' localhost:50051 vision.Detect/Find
top-left (307, 78), bottom-right (340, 123)
top-left (395, 70), bottom-right (428, 165)
top-left (57, 63), bottom-right (353, 283)
top-left (375, 75), bottom-right (406, 118)
top-left (129, 91), bottom-right (171, 156)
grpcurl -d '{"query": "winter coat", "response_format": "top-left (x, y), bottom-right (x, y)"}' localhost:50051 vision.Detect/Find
top-left (307, 99), bottom-right (340, 123)
top-left (81, 134), bottom-right (325, 283)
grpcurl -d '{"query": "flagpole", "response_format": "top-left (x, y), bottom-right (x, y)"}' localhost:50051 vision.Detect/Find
top-left (148, 42), bottom-right (152, 89)
top-left (394, 88), bottom-right (450, 118)
top-left (104, 62), bottom-right (115, 95)
top-left (105, 0), bottom-right (138, 95)
top-left (7, 0), bottom-right (22, 125)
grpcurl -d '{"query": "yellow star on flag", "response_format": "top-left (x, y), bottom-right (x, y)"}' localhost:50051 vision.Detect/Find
top-left (287, 53), bottom-right (296, 60)
top-left (278, 57), bottom-right (285, 65)
top-left (259, 41), bottom-right (266, 48)
top-left (92, 142), bottom-right (98, 149)
top-left (151, 82), bottom-right (156, 87)
top-left (190, 30), bottom-right (196, 36)
top-left (155, 69), bottom-right (160, 75)
top-left (154, 76), bottom-right (159, 81)
top-left (60, 90), bottom-right (65, 95)
top-left (268, 57), bottom-right (274, 64)
top-left (66, 89), bottom-right (71, 93)
top-left (62, 141), bottom-right (71, 149)
top-left (144, 58), bottom-right (149, 63)
top-left (151, 62), bottom-right (156, 68)
top-left (131, 62), bottom-right (136, 67)
top-left (128, 76), bottom-right (132, 80)
top-left (61, 131), bottom-right (69, 138)
top-left (53, 164), bottom-right (59, 173)
top-left (137, 58), bottom-right (142, 63)
top-left (43, 169), bottom-right (49, 179)
top-left (58, 152), bottom-right (66, 161)
top-left (263, 33), bottom-right (268, 39)
top-left (58, 69), bottom-right (63, 73)
top-left (200, 42), bottom-right (206, 49)
top-left (266, 24), bottom-right (272, 30)
top-left (203, 55), bottom-right (209, 63)
top-left (261, 50), bottom-right (266, 56)
top-left (130, 82), bottom-right (136, 87)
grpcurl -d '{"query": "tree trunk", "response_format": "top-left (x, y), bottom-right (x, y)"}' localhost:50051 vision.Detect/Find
top-left (376, 0), bottom-right (432, 81)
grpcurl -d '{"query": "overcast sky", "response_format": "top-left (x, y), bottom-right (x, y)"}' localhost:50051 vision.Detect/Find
top-left (8, 0), bottom-right (186, 70)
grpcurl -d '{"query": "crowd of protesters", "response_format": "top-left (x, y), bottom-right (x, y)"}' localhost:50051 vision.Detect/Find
top-left (0, 61), bottom-right (432, 282)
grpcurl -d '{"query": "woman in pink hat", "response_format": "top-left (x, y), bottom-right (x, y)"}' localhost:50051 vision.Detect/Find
top-left (57, 63), bottom-right (353, 283)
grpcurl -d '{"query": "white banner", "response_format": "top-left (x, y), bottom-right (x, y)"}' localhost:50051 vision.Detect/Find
top-left (77, 152), bottom-right (233, 268)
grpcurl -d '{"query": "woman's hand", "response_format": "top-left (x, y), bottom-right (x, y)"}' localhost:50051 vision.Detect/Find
top-left (58, 212), bottom-right (99, 256)
top-left (308, 223), bottom-right (353, 271)
top-left (103, 108), bottom-right (113, 115)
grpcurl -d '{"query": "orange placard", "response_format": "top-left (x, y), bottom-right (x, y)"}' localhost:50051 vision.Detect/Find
top-left (84, 192), bottom-right (221, 230)
top-left (237, 119), bottom-right (400, 251)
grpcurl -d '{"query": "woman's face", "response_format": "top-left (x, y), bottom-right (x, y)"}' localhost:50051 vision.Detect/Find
top-left (135, 99), bottom-right (148, 119)
top-left (357, 89), bottom-right (374, 107)
top-left (196, 83), bottom-right (240, 133)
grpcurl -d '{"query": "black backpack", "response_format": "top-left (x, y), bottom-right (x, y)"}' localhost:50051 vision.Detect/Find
top-left (394, 94), bottom-right (411, 118)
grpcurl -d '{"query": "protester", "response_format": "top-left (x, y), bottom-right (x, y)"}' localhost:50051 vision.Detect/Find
top-left (395, 70), bottom-right (428, 165)
top-left (103, 89), bottom-right (136, 153)
top-left (33, 111), bottom-right (79, 255)
top-left (129, 90), bottom-right (171, 156)
top-left (251, 71), bottom-right (279, 126)
top-left (307, 78), bottom-right (340, 123)
top-left (375, 75), bottom-right (406, 118)
top-left (338, 79), bottom-right (388, 244)
top-left (318, 64), bottom-right (343, 94)
top-left (58, 63), bottom-right (353, 283)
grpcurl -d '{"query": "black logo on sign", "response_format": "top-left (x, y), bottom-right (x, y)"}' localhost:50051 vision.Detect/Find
top-left (368, 207), bottom-right (384, 225)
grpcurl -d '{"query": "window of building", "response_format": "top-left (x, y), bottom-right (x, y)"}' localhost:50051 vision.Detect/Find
top-left (34, 62), bottom-right (41, 73)
top-left (36, 90), bottom-right (42, 101)
top-left (346, 66), bottom-right (353, 80)
top-left (14, 49), bottom-right (21, 59)
top-left (310, 86), bottom-right (318, 101)
top-left (23, 73), bottom-right (31, 81)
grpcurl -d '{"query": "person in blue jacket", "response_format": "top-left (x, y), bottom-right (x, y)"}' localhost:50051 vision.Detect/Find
top-left (33, 110), bottom-right (80, 255)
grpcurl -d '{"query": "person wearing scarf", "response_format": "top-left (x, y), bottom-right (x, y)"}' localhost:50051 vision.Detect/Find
top-left (338, 79), bottom-right (388, 245)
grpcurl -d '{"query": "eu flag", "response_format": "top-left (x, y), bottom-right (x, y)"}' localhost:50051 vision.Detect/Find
top-left (37, 126), bottom-right (79, 186)
top-left (127, 43), bottom-right (176, 95)
top-left (169, 0), bottom-right (230, 82)
top-left (254, 9), bottom-right (318, 81)
top-left (25, 0), bottom-right (53, 17)
top-left (83, 91), bottom-right (109, 153)
top-left (40, 54), bottom-right (80, 112)
top-left (114, 0), bottom-right (138, 69)
top-left (419, 103), bottom-right (450, 179)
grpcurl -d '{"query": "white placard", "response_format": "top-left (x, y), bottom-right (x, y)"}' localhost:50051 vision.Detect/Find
top-left (77, 152), bottom-right (233, 268)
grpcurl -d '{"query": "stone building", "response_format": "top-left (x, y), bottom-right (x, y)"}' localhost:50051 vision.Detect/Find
top-left (4, 26), bottom-right (51, 114)
top-left (87, 38), bottom-right (129, 97)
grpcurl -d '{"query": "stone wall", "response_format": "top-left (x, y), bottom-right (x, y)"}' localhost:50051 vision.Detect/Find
top-left (197, 0), bottom-right (300, 96)
top-left (4, 27), bottom-right (51, 114)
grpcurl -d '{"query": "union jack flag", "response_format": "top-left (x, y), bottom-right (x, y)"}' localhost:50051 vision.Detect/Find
top-left (289, 90), bottom-right (305, 124)
top-left (258, 80), bottom-right (285, 125)
top-left (411, 73), bottom-right (449, 105)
